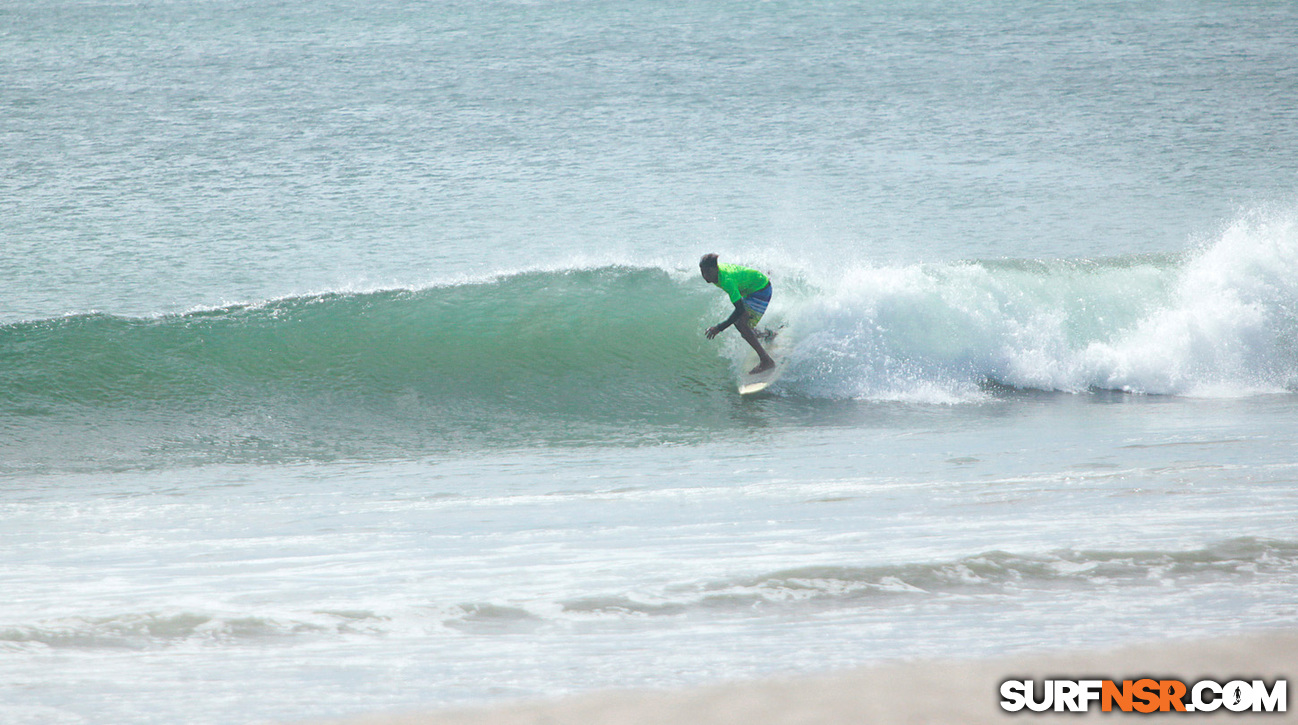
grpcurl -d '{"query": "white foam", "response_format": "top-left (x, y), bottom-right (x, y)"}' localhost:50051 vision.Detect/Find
top-left (772, 206), bottom-right (1298, 400)
top-left (1081, 208), bottom-right (1298, 396)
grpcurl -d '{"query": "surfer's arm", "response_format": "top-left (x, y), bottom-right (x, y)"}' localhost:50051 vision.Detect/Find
top-left (705, 300), bottom-right (748, 339)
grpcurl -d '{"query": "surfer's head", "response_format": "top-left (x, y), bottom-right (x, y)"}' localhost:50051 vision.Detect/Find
top-left (699, 253), bottom-right (719, 283)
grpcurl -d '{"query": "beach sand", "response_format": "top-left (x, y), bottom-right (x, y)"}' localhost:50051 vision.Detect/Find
top-left (307, 630), bottom-right (1295, 724)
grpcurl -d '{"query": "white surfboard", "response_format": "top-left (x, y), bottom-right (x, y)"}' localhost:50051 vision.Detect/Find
top-left (737, 325), bottom-right (787, 395)
top-left (738, 360), bottom-right (784, 395)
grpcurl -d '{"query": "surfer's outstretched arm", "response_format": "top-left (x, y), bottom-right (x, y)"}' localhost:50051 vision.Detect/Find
top-left (705, 300), bottom-right (748, 339)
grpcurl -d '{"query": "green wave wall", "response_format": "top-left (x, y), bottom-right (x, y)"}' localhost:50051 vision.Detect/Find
top-left (1, 266), bottom-right (742, 470)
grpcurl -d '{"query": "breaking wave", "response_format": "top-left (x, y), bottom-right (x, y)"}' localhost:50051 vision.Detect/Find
top-left (4, 208), bottom-right (1297, 468)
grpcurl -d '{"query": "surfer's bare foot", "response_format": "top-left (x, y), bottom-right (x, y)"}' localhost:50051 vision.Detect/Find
top-left (750, 359), bottom-right (775, 375)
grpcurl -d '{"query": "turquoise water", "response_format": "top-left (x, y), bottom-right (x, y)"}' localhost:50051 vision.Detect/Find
top-left (4, 1), bottom-right (1298, 723)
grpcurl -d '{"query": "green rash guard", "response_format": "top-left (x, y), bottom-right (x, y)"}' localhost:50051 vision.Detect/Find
top-left (712, 264), bottom-right (770, 303)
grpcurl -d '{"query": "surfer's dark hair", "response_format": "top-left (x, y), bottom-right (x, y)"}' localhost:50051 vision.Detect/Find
top-left (699, 253), bottom-right (719, 270)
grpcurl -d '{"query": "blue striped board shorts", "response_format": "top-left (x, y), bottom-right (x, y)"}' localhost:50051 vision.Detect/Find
top-left (741, 283), bottom-right (772, 327)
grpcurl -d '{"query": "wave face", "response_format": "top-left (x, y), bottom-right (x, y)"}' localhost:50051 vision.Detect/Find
top-left (4, 210), bottom-right (1298, 468)
top-left (0, 266), bottom-right (732, 469)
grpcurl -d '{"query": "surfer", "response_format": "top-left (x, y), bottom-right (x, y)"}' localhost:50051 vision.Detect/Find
top-left (700, 253), bottom-right (776, 374)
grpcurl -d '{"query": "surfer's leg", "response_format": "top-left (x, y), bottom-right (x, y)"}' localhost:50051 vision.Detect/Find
top-left (735, 317), bottom-right (775, 374)
top-left (735, 285), bottom-right (775, 374)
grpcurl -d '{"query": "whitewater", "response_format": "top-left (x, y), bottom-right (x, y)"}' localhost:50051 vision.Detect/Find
top-left (4, 1), bottom-right (1298, 723)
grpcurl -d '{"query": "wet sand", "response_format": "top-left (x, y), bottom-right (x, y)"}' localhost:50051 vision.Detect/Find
top-left (308, 630), bottom-right (1296, 724)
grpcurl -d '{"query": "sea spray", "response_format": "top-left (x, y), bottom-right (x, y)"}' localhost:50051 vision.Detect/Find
top-left (780, 210), bottom-right (1298, 399)
top-left (1081, 208), bottom-right (1298, 395)
top-left (779, 256), bottom-right (1180, 401)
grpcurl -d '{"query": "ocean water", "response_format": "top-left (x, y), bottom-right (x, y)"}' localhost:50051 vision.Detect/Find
top-left (4, 1), bottom-right (1298, 723)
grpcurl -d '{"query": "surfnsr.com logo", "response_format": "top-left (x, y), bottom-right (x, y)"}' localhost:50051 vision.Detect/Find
top-left (1000, 678), bottom-right (1287, 713)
